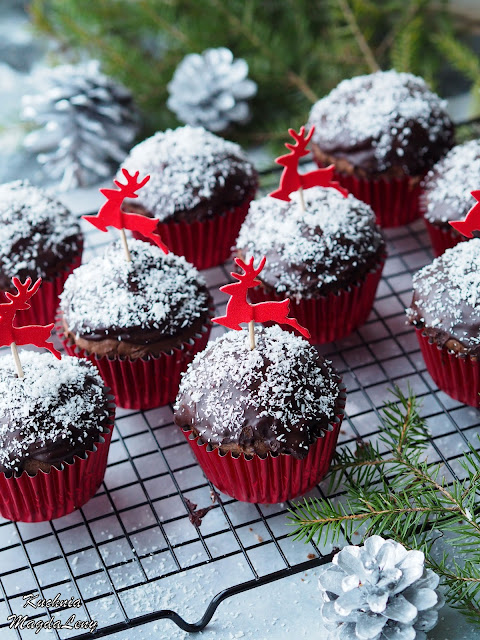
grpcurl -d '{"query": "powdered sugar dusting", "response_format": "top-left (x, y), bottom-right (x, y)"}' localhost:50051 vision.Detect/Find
top-left (120, 125), bottom-right (256, 220)
top-left (407, 238), bottom-right (480, 347)
top-left (175, 325), bottom-right (340, 452)
top-left (423, 140), bottom-right (480, 223)
top-left (236, 187), bottom-right (384, 296)
top-left (0, 351), bottom-right (109, 474)
top-left (60, 238), bottom-right (209, 337)
top-left (0, 180), bottom-right (80, 278)
top-left (308, 70), bottom-right (451, 172)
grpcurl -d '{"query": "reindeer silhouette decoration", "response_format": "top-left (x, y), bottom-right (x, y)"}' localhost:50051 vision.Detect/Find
top-left (450, 190), bottom-right (480, 238)
top-left (213, 256), bottom-right (310, 349)
top-left (0, 277), bottom-right (61, 378)
top-left (83, 168), bottom-right (169, 259)
top-left (269, 126), bottom-right (348, 206)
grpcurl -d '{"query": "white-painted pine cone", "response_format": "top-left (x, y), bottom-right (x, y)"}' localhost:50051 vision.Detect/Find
top-left (22, 60), bottom-right (139, 191)
top-left (318, 536), bottom-right (444, 640)
top-left (167, 47), bottom-right (256, 132)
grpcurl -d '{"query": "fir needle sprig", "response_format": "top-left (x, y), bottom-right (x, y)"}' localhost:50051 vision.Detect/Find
top-left (288, 386), bottom-right (480, 626)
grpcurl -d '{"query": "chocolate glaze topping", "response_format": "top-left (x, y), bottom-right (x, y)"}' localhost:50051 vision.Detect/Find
top-left (0, 352), bottom-right (111, 476)
top-left (407, 239), bottom-right (480, 355)
top-left (422, 140), bottom-right (480, 228)
top-left (60, 239), bottom-right (211, 358)
top-left (0, 180), bottom-right (82, 290)
top-left (174, 325), bottom-right (342, 460)
top-left (236, 187), bottom-right (385, 298)
top-left (308, 70), bottom-right (454, 177)
top-left (120, 125), bottom-right (258, 224)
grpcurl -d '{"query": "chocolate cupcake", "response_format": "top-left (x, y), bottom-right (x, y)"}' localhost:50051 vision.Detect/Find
top-left (407, 239), bottom-right (480, 406)
top-left (57, 238), bottom-right (212, 409)
top-left (235, 186), bottom-right (385, 343)
top-left (0, 180), bottom-right (82, 324)
top-left (175, 325), bottom-right (346, 503)
top-left (421, 140), bottom-right (480, 256)
top-left (308, 70), bottom-right (454, 227)
top-left (0, 351), bottom-right (114, 521)
top-left (120, 125), bottom-right (258, 269)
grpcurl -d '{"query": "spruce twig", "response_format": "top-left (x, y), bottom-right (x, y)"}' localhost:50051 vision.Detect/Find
top-left (336, 0), bottom-right (380, 73)
top-left (288, 386), bottom-right (480, 626)
top-left (207, 0), bottom-right (319, 103)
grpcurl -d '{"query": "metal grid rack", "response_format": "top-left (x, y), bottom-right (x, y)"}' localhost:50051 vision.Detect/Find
top-left (1, 160), bottom-right (480, 640)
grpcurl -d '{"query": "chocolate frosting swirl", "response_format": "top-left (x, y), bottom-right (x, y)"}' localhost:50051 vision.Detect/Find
top-left (60, 239), bottom-right (211, 352)
top-left (236, 187), bottom-right (385, 298)
top-left (120, 125), bottom-right (258, 223)
top-left (174, 325), bottom-right (343, 460)
top-left (407, 239), bottom-right (480, 355)
top-left (0, 180), bottom-right (82, 290)
top-left (422, 140), bottom-right (480, 228)
top-left (0, 352), bottom-right (112, 476)
top-left (308, 70), bottom-right (454, 177)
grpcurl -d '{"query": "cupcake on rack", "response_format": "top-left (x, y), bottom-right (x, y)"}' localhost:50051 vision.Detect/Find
top-left (235, 127), bottom-right (386, 344)
top-left (119, 125), bottom-right (258, 270)
top-left (0, 180), bottom-right (82, 325)
top-left (407, 228), bottom-right (480, 407)
top-left (308, 70), bottom-right (454, 227)
top-left (174, 256), bottom-right (346, 503)
top-left (57, 170), bottom-right (212, 410)
top-left (0, 276), bottom-right (114, 522)
top-left (421, 139), bottom-right (480, 256)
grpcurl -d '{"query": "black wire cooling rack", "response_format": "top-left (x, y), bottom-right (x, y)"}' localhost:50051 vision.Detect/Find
top-left (1, 135), bottom-right (480, 640)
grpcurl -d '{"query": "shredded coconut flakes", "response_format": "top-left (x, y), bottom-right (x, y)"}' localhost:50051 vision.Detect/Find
top-left (120, 125), bottom-right (256, 220)
top-left (236, 187), bottom-right (384, 296)
top-left (176, 325), bottom-right (340, 446)
top-left (423, 140), bottom-right (480, 223)
top-left (0, 352), bottom-right (109, 473)
top-left (60, 238), bottom-right (209, 336)
top-left (407, 238), bottom-right (480, 347)
top-left (0, 180), bottom-right (80, 278)
top-left (308, 70), bottom-right (451, 172)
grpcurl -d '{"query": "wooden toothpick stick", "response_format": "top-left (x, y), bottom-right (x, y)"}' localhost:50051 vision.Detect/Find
top-left (298, 187), bottom-right (306, 212)
top-left (248, 320), bottom-right (256, 350)
top-left (10, 342), bottom-right (24, 379)
top-left (119, 228), bottom-right (132, 262)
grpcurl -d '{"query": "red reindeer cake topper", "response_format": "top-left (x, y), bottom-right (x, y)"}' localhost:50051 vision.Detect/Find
top-left (269, 126), bottom-right (348, 208)
top-left (213, 256), bottom-right (310, 349)
top-left (450, 190), bottom-right (480, 238)
top-left (0, 277), bottom-right (61, 378)
top-left (83, 169), bottom-right (169, 260)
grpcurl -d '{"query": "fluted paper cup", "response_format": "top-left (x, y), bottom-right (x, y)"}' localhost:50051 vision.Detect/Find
top-left (132, 194), bottom-right (255, 270)
top-left (56, 314), bottom-right (212, 410)
top-left (422, 217), bottom-right (465, 258)
top-left (415, 329), bottom-right (480, 407)
top-left (248, 259), bottom-right (385, 344)
top-left (314, 162), bottom-right (423, 228)
top-left (181, 385), bottom-right (346, 504)
top-left (9, 244), bottom-right (83, 327)
top-left (0, 402), bottom-right (115, 522)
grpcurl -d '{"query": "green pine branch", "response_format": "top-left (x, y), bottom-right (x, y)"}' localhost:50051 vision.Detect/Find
top-left (288, 386), bottom-right (480, 626)
top-left (29, 0), bottom-right (476, 144)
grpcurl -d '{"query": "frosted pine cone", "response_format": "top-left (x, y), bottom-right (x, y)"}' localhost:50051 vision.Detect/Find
top-left (22, 60), bottom-right (139, 191)
top-left (318, 536), bottom-right (444, 640)
top-left (167, 47), bottom-right (257, 132)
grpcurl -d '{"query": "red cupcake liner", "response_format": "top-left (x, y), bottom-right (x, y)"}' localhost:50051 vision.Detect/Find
top-left (181, 385), bottom-right (346, 504)
top-left (315, 162), bottom-right (423, 228)
top-left (132, 195), bottom-right (255, 271)
top-left (0, 403), bottom-right (115, 522)
top-left (56, 314), bottom-right (212, 410)
top-left (422, 217), bottom-right (464, 257)
top-left (248, 259), bottom-right (384, 344)
top-left (415, 328), bottom-right (480, 407)
top-left (8, 246), bottom-right (83, 327)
